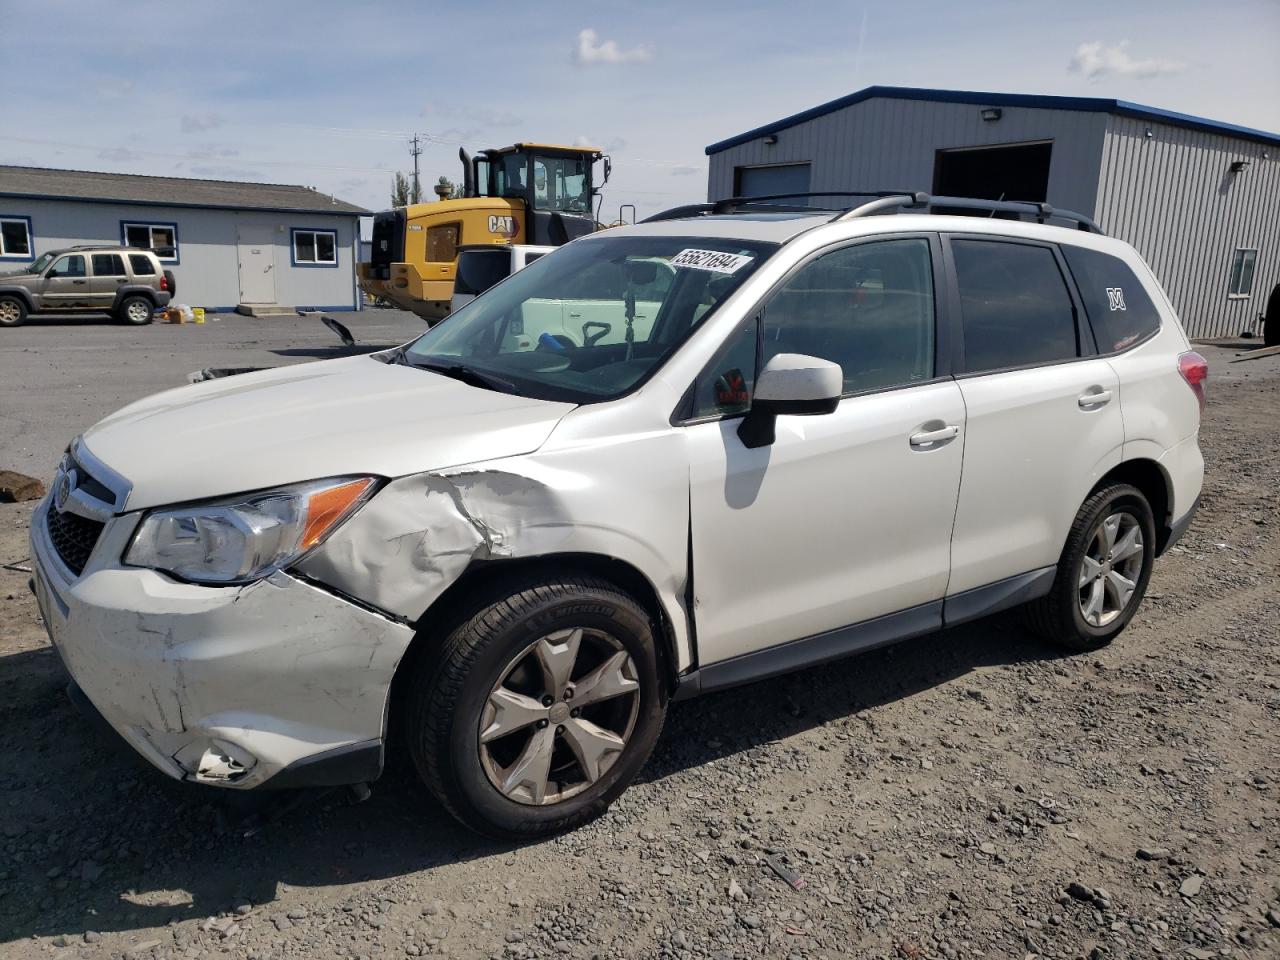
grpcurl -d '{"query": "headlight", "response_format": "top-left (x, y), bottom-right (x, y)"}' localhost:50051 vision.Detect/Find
top-left (125, 476), bottom-right (377, 584)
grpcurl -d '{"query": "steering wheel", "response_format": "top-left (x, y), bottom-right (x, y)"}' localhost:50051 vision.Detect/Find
top-left (582, 321), bottom-right (612, 346)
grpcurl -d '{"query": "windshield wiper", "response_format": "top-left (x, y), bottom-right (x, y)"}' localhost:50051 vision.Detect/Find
top-left (408, 358), bottom-right (517, 394)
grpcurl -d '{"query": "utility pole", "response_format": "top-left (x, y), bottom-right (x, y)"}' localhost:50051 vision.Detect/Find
top-left (409, 134), bottom-right (422, 204)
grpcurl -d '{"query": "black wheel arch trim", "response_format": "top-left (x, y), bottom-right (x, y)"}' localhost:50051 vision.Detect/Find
top-left (0, 287), bottom-right (36, 310)
top-left (1158, 494), bottom-right (1200, 556)
top-left (111, 287), bottom-right (161, 310)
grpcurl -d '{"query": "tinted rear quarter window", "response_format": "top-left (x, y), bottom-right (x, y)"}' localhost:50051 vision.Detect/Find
top-left (951, 239), bottom-right (1078, 372)
top-left (128, 254), bottom-right (156, 275)
top-left (1060, 245), bottom-right (1162, 352)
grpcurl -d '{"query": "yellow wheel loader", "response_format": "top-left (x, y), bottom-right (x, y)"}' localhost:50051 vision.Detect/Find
top-left (358, 143), bottom-right (608, 323)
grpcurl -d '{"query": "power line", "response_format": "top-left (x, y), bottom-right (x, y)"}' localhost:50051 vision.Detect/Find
top-left (0, 134), bottom-right (399, 175)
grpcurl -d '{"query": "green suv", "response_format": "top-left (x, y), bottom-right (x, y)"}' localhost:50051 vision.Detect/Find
top-left (0, 246), bottom-right (174, 327)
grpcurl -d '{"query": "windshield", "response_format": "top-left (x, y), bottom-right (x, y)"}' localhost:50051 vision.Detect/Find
top-left (27, 253), bottom-right (54, 274)
top-left (403, 234), bottom-right (777, 403)
top-left (533, 154), bottom-right (590, 213)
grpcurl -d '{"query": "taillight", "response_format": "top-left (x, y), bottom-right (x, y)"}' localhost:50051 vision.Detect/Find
top-left (1178, 350), bottom-right (1208, 415)
top-left (160, 274), bottom-right (169, 291)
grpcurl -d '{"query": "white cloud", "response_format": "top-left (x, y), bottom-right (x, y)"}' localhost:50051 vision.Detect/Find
top-left (96, 77), bottom-right (135, 101)
top-left (1068, 41), bottom-right (1186, 81)
top-left (572, 28), bottom-right (652, 66)
top-left (181, 112), bottom-right (225, 133)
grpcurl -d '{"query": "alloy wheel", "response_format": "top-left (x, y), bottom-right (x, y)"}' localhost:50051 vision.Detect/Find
top-left (1078, 511), bottom-right (1144, 627)
top-left (478, 627), bottom-right (640, 805)
top-left (0, 301), bottom-right (19, 324)
top-left (126, 301), bottom-right (150, 323)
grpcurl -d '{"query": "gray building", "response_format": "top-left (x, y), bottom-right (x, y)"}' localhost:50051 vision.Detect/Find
top-left (706, 86), bottom-right (1280, 339)
top-left (0, 166), bottom-right (369, 313)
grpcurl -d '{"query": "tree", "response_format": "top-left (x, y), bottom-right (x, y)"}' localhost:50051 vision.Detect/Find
top-left (434, 175), bottom-right (463, 200)
top-left (391, 171), bottom-right (422, 207)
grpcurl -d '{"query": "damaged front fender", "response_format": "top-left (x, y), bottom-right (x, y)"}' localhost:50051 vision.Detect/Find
top-left (295, 436), bottom-right (694, 670)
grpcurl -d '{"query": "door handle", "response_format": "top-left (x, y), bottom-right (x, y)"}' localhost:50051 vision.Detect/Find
top-left (1078, 388), bottom-right (1112, 409)
top-left (72, 279), bottom-right (86, 285)
top-left (568, 311), bottom-right (581, 318)
top-left (909, 424), bottom-right (959, 448)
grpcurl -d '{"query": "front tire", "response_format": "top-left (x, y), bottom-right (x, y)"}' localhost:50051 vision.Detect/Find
top-left (0, 295), bottom-right (27, 327)
top-left (118, 295), bottom-right (154, 325)
top-left (407, 574), bottom-right (667, 839)
top-left (1026, 483), bottom-right (1156, 651)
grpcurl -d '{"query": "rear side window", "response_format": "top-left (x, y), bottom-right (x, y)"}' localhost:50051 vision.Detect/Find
top-left (1061, 245), bottom-right (1162, 352)
top-left (128, 254), bottom-right (156, 275)
top-left (952, 239), bottom-right (1078, 373)
top-left (454, 250), bottom-right (510, 296)
top-left (91, 253), bottom-right (126, 276)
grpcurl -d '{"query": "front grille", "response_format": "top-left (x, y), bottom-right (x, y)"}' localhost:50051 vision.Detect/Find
top-left (46, 506), bottom-right (105, 576)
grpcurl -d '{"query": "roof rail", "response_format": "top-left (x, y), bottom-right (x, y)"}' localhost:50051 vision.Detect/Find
top-left (833, 192), bottom-right (1103, 233)
top-left (641, 190), bottom-right (915, 223)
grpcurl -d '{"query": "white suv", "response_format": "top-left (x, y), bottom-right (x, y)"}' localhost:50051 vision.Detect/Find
top-left (30, 194), bottom-right (1205, 838)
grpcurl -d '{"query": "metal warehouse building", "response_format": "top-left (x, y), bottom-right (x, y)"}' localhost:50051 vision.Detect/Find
top-left (0, 166), bottom-right (369, 313)
top-left (706, 86), bottom-right (1280, 339)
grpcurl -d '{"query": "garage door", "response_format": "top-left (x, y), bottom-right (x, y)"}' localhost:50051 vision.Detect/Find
top-left (735, 163), bottom-right (811, 202)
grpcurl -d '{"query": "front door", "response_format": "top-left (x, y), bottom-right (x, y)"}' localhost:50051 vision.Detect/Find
top-left (237, 224), bottom-right (276, 304)
top-left (686, 236), bottom-right (965, 664)
top-left (40, 254), bottom-right (91, 309)
top-left (944, 236), bottom-right (1124, 594)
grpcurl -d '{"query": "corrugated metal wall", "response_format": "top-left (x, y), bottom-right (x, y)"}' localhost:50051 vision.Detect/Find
top-left (1097, 117), bottom-right (1279, 339)
top-left (706, 98), bottom-right (1109, 216)
top-left (708, 96), bottom-right (1280, 339)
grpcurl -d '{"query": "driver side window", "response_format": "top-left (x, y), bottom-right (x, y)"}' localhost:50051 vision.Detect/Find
top-left (690, 238), bottom-right (937, 418)
top-left (762, 238), bottom-right (935, 395)
top-left (49, 255), bottom-right (86, 278)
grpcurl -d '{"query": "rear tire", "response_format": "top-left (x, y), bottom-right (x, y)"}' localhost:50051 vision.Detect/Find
top-left (1025, 483), bottom-right (1155, 651)
top-left (0, 295), bottom-right (27, 328)
top-left (117, 295), bottom-right (154, 325)
top-left (406, 573), bottom-right (667, 839)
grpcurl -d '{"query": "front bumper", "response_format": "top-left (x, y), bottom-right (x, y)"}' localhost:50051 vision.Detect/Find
top-left (29, 495), bottom-right (414, 789)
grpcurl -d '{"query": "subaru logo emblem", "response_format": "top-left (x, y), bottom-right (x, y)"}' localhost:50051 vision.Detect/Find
top-left (54, 467), bottom-right (77, 514)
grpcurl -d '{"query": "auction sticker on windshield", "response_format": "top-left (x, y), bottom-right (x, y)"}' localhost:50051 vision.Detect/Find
top-left (670, 249), bottom-right (754, 274)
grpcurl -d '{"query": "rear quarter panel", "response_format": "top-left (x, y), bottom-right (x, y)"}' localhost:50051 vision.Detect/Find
top-left (1105, 256), bottom-right (1203, 519)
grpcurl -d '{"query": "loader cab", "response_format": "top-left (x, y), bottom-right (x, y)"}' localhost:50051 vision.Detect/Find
top-left (468, 143), bottom-right (607, 246)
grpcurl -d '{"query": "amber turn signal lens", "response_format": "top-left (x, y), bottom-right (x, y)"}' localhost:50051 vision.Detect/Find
top-left (300, 477), bottom-right (376, 550)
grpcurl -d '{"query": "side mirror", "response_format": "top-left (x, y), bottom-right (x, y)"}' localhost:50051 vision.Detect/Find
top-left (737, 353), bottom-right (842, 449)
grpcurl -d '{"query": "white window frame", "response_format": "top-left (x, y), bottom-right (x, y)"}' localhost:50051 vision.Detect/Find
top-left (122, 221), bottom-right (179, 263)
top-left (1228, 247), bottom-right (1258, 299)
top-left (0, 215), bottom-right (33, 260)
top-left (292, 228), bottom-right (339, 267)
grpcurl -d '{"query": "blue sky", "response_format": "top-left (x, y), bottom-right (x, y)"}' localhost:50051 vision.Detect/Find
top-left (2, 0), bottom-right (1277, 226)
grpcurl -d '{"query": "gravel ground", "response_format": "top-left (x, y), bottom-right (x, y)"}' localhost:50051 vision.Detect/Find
top-left (0, 328), bottom-right (1277, 960)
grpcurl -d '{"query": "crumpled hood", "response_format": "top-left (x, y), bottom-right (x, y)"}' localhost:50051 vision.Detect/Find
top-left (82, 354), bottom-right (576, 511)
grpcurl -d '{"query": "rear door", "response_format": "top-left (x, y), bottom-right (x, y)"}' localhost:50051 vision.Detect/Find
top-left (944, 235), bottom-right (1123, 595)
top-left (40, 254), bottom-right (90, 309)
top-left (89, 253), bottom-right (128, 309)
